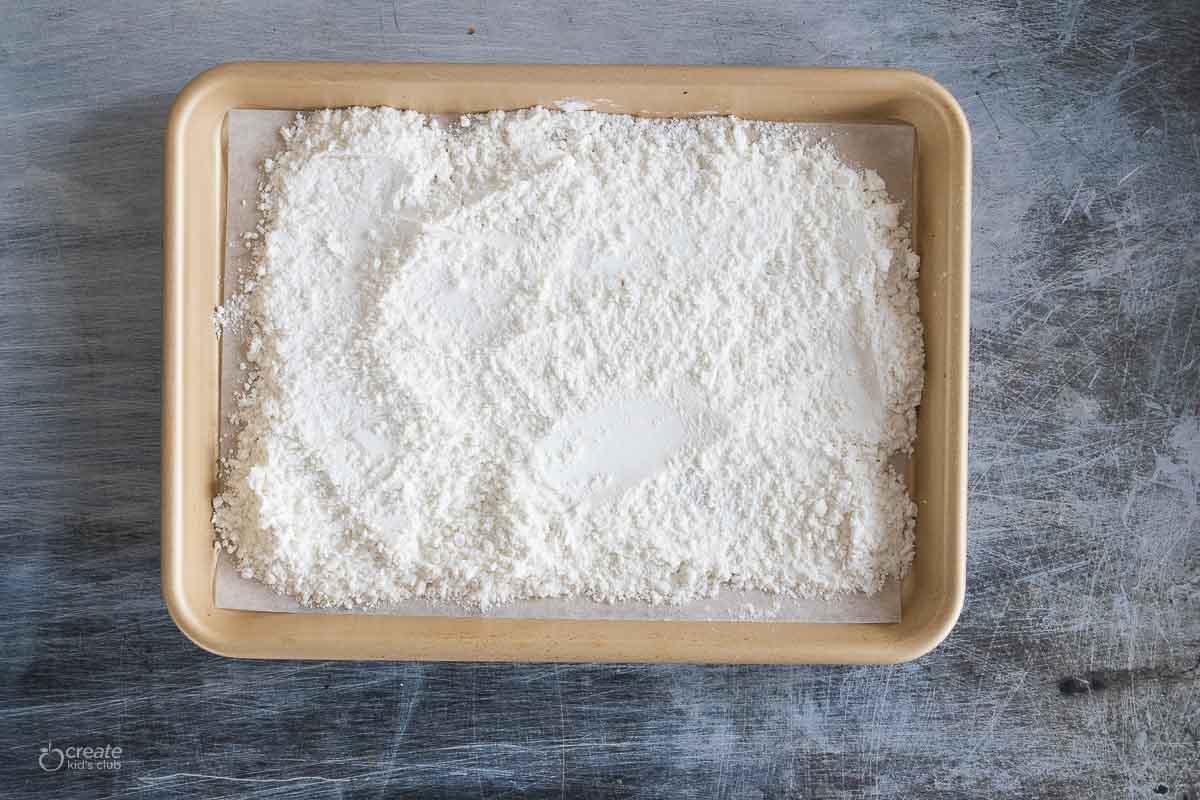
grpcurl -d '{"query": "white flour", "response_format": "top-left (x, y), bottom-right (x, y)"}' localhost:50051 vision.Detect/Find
top-left (213, 107), bottom-right (923, 609)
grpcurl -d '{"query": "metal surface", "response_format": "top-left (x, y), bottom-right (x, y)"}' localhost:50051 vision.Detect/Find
top-left (2, 0), bottom-right (1198, 796)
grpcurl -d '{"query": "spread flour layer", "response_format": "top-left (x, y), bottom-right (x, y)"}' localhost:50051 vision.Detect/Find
top-left (213, 107), bottom-right (924, 609)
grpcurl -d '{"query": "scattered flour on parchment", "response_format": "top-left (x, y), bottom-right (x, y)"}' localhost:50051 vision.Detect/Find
top-left (212, 107), bottom-right (924, 609)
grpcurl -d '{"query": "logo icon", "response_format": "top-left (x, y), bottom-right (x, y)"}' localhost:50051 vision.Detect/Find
top-left (38, 742), bottom-right (64, 773)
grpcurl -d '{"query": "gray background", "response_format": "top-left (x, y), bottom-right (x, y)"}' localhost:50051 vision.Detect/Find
top-left (2, 1), bottom-right (1197, 798)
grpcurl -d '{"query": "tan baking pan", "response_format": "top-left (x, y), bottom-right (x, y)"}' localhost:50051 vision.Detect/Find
top-left (163, 62), bottom-right (970, 663)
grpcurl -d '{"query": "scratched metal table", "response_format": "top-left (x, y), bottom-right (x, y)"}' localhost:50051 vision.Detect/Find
top-left (3, 1), bottom-right (1198, 798)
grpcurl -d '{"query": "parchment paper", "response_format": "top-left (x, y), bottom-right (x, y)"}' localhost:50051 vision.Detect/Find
top-left (215, 108), bottom-right (914, 622)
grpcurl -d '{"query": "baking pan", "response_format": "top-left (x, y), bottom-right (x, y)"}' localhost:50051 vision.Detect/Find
top-left (163, 62), bottom-right (970, 663)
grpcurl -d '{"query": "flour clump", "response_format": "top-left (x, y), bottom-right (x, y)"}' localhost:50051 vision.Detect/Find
top-left (213, 107), bottom-right (924, 609)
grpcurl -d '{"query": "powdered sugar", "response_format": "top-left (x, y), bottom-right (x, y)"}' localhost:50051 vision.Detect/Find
top-left (213, 107), bottom-right (923, 610)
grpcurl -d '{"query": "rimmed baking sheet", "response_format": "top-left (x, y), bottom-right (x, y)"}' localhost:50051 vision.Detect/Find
top-left (162, 63), bottom-right (970, 663)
